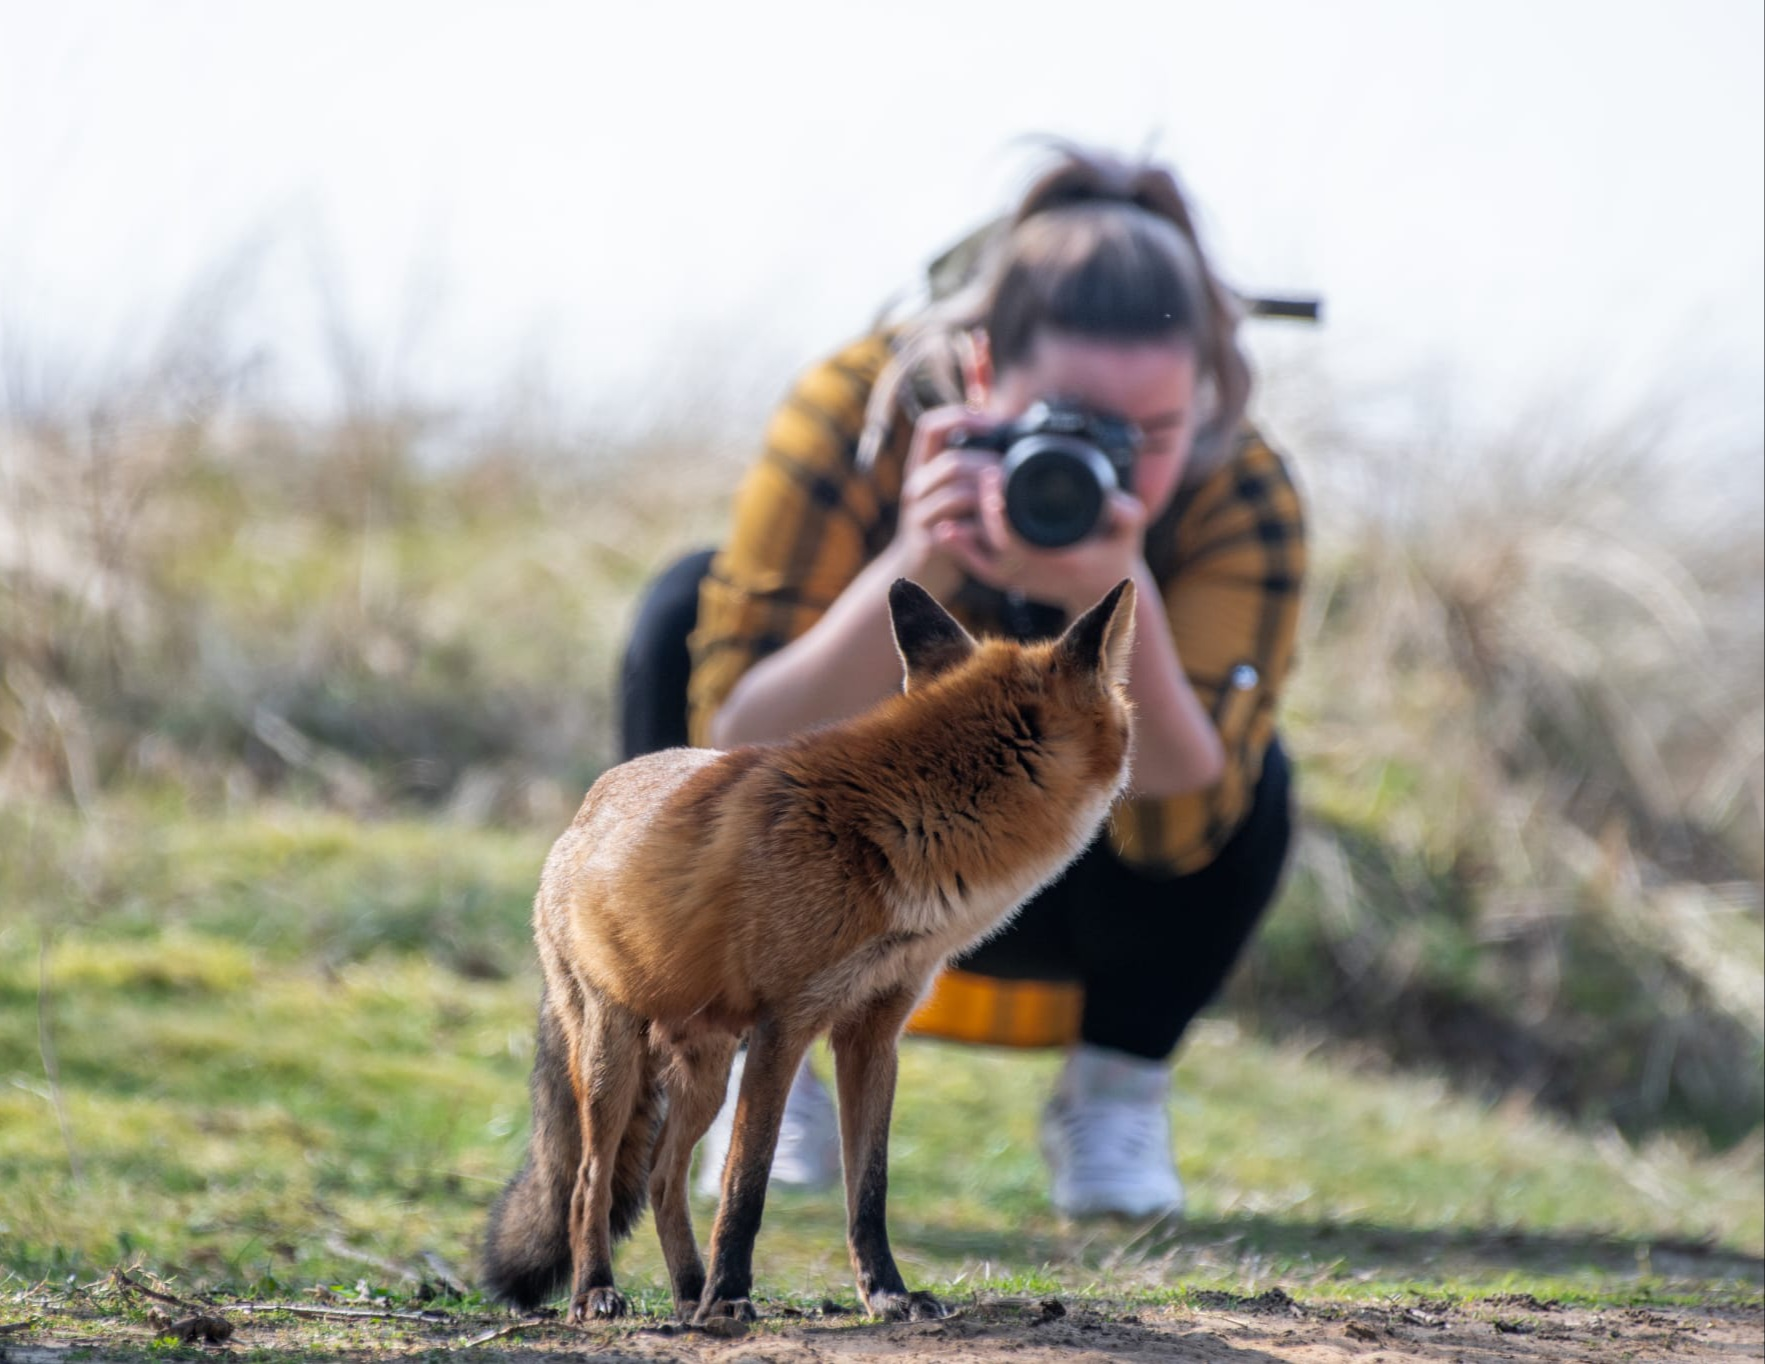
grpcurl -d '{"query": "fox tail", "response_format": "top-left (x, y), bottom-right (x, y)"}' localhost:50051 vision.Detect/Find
top-left (480, 985), bottom-right (661, 1308)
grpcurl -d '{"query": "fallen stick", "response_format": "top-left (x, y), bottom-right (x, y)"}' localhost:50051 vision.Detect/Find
top-left (228, 1301), bottom-right (454, 1324)
top-left (110, 1269), bottom-right (207, 1313)
top-left (457, 1317), bottom-right (564, 1348)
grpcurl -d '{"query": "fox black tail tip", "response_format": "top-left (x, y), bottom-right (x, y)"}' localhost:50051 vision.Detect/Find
top-left (480, 1164), bottom-right (571, 1310)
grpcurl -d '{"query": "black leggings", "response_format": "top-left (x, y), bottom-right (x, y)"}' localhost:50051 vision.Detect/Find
top-left (618, 550), bottom-right (1292, 1062)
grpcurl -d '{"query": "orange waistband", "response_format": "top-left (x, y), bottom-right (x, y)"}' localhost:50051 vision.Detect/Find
top-left (905, 968), bottom-right (1081, 1049)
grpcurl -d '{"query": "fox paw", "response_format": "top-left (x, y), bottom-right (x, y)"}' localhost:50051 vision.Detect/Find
top-left (694, 1296), bottom-right (757, 1324)
top-left (671, 1278), bottom-right (706, 1321)
top-left (867, 1290), bottom-right (947, 1322)
top-left (569, 1286), bottom-right (628, 1321)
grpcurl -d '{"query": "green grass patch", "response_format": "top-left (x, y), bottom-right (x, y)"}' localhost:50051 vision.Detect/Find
top-left (0, 800), bottom-right (544, 973)
top-left (1, 803), bottom-right (1758, 1309)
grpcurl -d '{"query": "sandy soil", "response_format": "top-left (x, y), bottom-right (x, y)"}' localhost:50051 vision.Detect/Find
top-left (9, 1294), bottom-right (1761, 1362)
top-left (583, 1298), bottom-right (1760, 1364)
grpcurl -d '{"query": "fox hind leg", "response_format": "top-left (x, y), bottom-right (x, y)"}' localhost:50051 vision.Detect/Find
top-left (648, 1031), bottom-right (740, 1315)
top-left (565, 989), bottom-right (648, 1321)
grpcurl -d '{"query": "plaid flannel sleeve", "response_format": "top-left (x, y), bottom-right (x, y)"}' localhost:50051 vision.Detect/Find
top-left (686, 335), bottom-right (897, 748)
top-left (1109, 434), bottom-right (1308, 875)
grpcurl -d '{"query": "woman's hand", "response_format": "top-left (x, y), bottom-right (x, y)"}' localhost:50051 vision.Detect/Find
top-left (882, 405), bottom-right (1003, 599)
top-left (938, 461), bottom-right (1152, 616)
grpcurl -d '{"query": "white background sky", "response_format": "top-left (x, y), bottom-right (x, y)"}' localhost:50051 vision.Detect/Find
top-left (2, 1), bottom-right (1761, 451)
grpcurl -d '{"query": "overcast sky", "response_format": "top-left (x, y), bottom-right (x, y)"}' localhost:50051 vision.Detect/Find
top-left (2, 1), bottom-right (1760, 449)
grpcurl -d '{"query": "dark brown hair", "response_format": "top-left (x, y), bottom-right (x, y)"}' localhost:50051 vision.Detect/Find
top-left (862, 145), bottom-right (1251, 484)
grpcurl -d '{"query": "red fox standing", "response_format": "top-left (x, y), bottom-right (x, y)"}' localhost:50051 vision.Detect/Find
top-left (482, 578), bottom-right (1136, 1324)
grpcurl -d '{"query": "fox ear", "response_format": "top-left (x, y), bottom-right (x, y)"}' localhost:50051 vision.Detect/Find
top-left (889, 579), bottom-right (977, 691)
top-left (1057, 578), bottom-right (1136, 688)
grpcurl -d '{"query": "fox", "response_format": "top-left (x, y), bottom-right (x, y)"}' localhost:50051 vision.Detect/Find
top-left (481, 576), bottom-right (1136, 1325)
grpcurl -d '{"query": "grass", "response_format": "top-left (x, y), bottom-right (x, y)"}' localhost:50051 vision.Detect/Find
top-left (2, 799), bottom-right (1759, 1313)
top-left (0, 316), bottom-right (1760, 1353)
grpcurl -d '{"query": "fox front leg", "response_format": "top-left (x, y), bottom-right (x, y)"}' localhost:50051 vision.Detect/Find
top-left (695, 1020), bottom-right (812, 1323)
top-left (830, 988), bottom-right (948, 1322)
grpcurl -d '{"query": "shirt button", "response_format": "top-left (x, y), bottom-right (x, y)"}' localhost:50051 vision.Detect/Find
top-left (1230, 663), bottom-right (1259, 690)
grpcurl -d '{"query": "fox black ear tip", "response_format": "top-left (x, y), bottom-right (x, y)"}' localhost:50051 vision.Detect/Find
top-left (889, 578), bottom-right (928, 606)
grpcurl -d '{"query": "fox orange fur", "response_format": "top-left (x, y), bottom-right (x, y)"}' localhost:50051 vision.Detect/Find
top-left (482, 578), bottom-right (1136, 1323)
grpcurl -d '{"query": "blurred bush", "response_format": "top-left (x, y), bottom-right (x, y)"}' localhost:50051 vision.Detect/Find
top-left (1, 329), bottom-right (1759, 1147)
top-left (0, 386), bottom-right (737, 824)
top-left (1234, 378), bottom-right (1763, 1145)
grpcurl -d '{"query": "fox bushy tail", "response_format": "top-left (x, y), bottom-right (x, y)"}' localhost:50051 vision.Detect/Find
top-left (481, 986), bottom-right (662, 1308)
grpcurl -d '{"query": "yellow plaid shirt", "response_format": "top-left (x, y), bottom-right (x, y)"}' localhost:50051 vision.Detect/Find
top-left (689, 332), bottom-right (1306, 877)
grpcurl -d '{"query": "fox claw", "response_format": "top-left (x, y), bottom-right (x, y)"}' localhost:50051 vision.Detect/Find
top-left (695, 1296), bottom-right (757, 1324)
top-left (869, 1290), bottom-right (947, 1322)
top-left (569, 1286), bottom-right (628, 1321)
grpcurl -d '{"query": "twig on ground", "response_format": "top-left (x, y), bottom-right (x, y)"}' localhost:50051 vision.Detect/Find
top-left (457, 1317), bottom-right (565, 1347)
top-left (110, 1268), bottom-right (205, 1313)
top-left (229, 1301), bottom-right (453, 1324)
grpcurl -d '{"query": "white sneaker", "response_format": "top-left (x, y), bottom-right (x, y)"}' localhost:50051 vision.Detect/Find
top-left (1040, 1044), bottom-right (1185, 1219)
top-left (693, 1052), bottom-right (841, 1199)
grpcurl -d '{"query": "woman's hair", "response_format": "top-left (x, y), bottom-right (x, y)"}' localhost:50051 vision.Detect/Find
top-left (860, 144), bottom-right (1251, 486)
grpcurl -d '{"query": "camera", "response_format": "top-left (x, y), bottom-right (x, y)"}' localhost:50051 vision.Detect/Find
top-left (948, 400), bottom-right (1141, 548)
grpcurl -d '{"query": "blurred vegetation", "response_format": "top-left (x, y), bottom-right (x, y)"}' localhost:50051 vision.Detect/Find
top-left (1245, 382), bottom-right (1763, 1147)
top-left (0, 318), bottom-right (1760, 1167)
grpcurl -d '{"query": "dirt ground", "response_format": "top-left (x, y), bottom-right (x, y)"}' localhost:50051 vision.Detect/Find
top-left (6, 1294), bottom-right (1762, 1363)
top-left (690, 1298), bottom-right (1765, 1364)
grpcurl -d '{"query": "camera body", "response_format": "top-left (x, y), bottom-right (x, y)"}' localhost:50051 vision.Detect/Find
top-left (948, 400), bottom-right (1142, 548)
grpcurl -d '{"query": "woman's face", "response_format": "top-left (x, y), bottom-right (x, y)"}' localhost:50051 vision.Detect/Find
top-left (983, 331), bottom-right (1199, 521)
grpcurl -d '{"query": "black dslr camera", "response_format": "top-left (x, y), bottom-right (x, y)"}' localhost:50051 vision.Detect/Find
top-left (948, 400), bottom-right (1142, 548)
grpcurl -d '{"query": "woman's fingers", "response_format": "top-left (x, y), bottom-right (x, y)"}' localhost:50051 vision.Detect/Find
top-left (904, 405), bottom-right (995, 480)
top-left (936, 521), bottom-right (1008, 587)
top-left (975, 463), bottom-right (1012, 555)
top-left (1101, 490), bottom-right (1148, 534)
top-left (901, 450), bottom-right (997, 507)
top-left (910, 482), bottom-right (982, 533)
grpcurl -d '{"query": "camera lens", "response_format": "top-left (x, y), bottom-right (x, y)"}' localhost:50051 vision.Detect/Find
top-left (1001, 437), bottom-right (1117, 548)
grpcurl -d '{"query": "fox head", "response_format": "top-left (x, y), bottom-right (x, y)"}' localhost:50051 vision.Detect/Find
top-left (887, 578), bottom-right (1137, 797)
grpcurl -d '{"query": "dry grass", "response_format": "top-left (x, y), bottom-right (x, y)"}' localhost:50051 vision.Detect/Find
top-left (0, 311), bottom-right (1759, 1145)
top-left (1252, 368), bottom-right (1763, 1141)
top-left (0, 394), bottom-right (741, 821)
